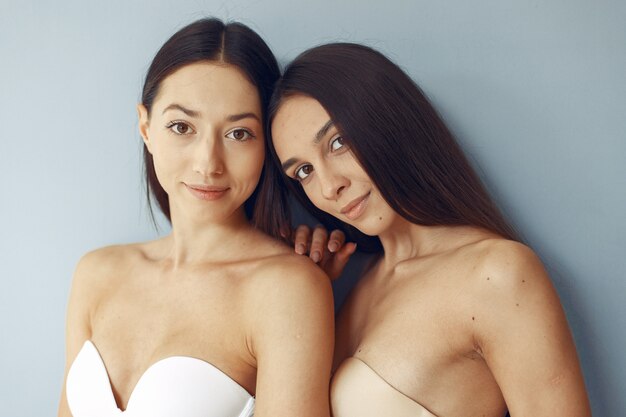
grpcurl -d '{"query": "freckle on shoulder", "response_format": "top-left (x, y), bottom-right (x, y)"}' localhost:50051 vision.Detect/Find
top-left (470, 238), bottom-right (547, 287)
top-left (464, 241), bottom-right (557, 334)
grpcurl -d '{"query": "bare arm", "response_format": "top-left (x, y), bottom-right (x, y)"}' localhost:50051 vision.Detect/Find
top-left (474, 242), bottom-right (591, 416)
top-left (57, 252), bottom-right (100, 417)
top-left (249, 257), bottom-right (335, 417)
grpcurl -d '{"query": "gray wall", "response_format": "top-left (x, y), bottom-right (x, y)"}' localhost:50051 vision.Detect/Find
top-left (1, 0), bottom-right (624, 415)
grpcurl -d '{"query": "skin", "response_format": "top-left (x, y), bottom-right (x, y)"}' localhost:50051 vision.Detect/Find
top-left (293, 224), bottom-right (357, 280)
top-left (272, 95), bottom-right (591, 417)
top-left (58, 63), bottom-right (334, 417)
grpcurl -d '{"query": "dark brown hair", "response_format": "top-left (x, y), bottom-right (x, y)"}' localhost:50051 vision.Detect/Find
top-left (140, 18), bottom-right (282, 235)
top-left (262, 43), bottom-right (519, 251)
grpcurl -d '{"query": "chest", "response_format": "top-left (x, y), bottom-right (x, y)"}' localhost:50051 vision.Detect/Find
top-left (332, 247), bottom-right (507, 416)
top-left (344, 264), bottom-right (468, 343)
top-left (93, 264), bottom-right (246, 335)
top-left (335, 263), bottom-right (482, 393)
top-left (89, 266), bottom-right (256, 409)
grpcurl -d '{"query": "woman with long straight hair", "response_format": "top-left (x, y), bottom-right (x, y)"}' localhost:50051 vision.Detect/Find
top-left (58, 19), bottom-right (334, 417)
top-left (265, 43), bottom-right (591, 417)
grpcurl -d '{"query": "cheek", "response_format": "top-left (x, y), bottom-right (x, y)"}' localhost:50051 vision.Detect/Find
top-left (150, 156), bottom-right (177, 195)
top-left (302, 182), bottom-right (329, 212)
top-left (152, 143), bottom-right (183, 175)
top-left (343, 151), bottom-right (367, 177)
top-left (231, 143), bottom-right (265, 181)
top-left (149, 141), bottom-right (175, 187)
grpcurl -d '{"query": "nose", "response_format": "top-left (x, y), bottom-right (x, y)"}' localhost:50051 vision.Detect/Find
top-left (193, 132), bottom-right (225, 177)
top-left (319, 169), bottom-right (349, 201)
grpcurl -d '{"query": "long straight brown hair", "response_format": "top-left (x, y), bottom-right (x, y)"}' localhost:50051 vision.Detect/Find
top-left (257, 43), bottom-right (519, 251)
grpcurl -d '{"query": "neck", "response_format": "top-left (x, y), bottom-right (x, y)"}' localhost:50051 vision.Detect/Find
top-left (377, 217), bottom-right (477, 270)
top-left (163, 204), bottom-right (254, 268)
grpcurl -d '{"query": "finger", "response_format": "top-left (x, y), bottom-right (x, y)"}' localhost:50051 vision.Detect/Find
top-left (318, 247), bottom-right (332, 269)
top-left (294, 225), bottom-right (311, 255)
top-left (309, 225), bottom-right (329, 263)
top-left (327, 229), bottom-right (346, 253)
top-left (327, 242), bottom-right (357, 280)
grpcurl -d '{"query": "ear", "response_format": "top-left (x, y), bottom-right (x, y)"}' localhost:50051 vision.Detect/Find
top-left (137, 103), bottom-right (152, 154)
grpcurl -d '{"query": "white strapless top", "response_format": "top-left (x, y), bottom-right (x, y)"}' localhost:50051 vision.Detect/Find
top-left (66, 340), bottom-right (255, 417)
top-left (331, 357), bottom-right (438, 417)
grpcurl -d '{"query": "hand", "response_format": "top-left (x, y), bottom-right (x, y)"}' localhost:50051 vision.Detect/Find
top-left (293, 224), bottom-right (357, 280)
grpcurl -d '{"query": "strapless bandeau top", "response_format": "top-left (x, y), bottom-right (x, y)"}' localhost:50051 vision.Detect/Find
top-left (66, 340), bottom-right (255, 417)
top-left (331, 357), bottom-right (438, 417)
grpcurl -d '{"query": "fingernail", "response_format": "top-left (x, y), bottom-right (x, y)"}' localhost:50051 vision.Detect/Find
top-left (328, 242), bottom-right (339, 252)
top-left (311, 251), bottom-right (321, 263)
top-left (296, 244), bottom-right (305, 255)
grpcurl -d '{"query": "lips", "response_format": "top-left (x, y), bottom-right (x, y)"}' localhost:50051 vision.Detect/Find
top-left (184, 183), bottom-right (230, 201)
top-left (340, 191), bottom-right (371, 221)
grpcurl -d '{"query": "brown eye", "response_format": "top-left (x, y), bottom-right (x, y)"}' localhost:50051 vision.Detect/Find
top-left (167, 121), bottom-right (194, 135)
top-left (175, 123), bottom-right (189, 134)
top-left (330, 136), bottom-right (346, 152)
top-left (226, 128), bottom-right (254, 141)
top-left (295, 164), bottom-right (314, 181)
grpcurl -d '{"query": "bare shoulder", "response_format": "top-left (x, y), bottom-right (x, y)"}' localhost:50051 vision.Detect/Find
top-left (65, 242), bottom-right (151, 347)
top-left (460, 243), bottom-right (590, 415)
top-left (241, 252), bottom-right (334, 337)
top-left (247, 252), bottom-right (333, 303)
top-left (467, 238), bottom-right (552, 296)
top-left (74, 243), bottom-right (139, 277)
top-left (71, 242), bottom-right (151, 297)
top-left (463, 238), bottom-right (565, 337)
top-left (244, 251), bottom-right (335, 414)
top-left (76, 244), bottom-right (131, 272)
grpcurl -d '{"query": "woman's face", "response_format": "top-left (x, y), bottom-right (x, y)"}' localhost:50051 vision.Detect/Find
top-left (271, 95), bottom-right (398, 236)
top-left (138, 62), bottom-right (265, 223)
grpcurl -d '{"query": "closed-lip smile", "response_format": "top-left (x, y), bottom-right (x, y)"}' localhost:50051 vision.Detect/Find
top-left (340, 191), bottom-right (371, 221)
top-left (184, 183), bottom-right (230, 201)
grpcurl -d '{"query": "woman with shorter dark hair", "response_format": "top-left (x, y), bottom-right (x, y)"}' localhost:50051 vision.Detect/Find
top-left (267, 43), bottom-right (591, 416)
top-left (57, 19), bottom-right (334, 417)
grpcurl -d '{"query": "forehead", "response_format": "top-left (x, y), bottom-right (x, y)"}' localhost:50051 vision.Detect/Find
top-left (153, 61), bottom-right (261, 114)
top-left (272, 95), bottom-right (330, 144)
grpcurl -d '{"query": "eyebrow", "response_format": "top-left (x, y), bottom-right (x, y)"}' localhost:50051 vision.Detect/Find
top-left (227, 112), bottom-right (261, 123)
top-left (162, 104), bottom-right (200, 117)
top-left (281, 157), bottom-right (299, 173)
top-left (281, 119), bottom-right (335, 172)
top-left (162, 106), bottom-right (260, 123)
top-left (314, 120), bottom-right (334, 143)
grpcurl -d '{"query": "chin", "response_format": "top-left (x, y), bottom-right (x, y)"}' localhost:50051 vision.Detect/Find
top-left (347, 216), bottom-right (392, 237)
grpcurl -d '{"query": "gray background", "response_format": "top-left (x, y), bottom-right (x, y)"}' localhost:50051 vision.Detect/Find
top-left (1, 0), bottom-right (624, 415)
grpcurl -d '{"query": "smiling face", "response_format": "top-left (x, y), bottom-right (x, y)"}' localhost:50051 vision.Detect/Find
top-left (138, 61), bottom-right (265, 224)
top-left (271, 95), bottom-right (399, 236)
